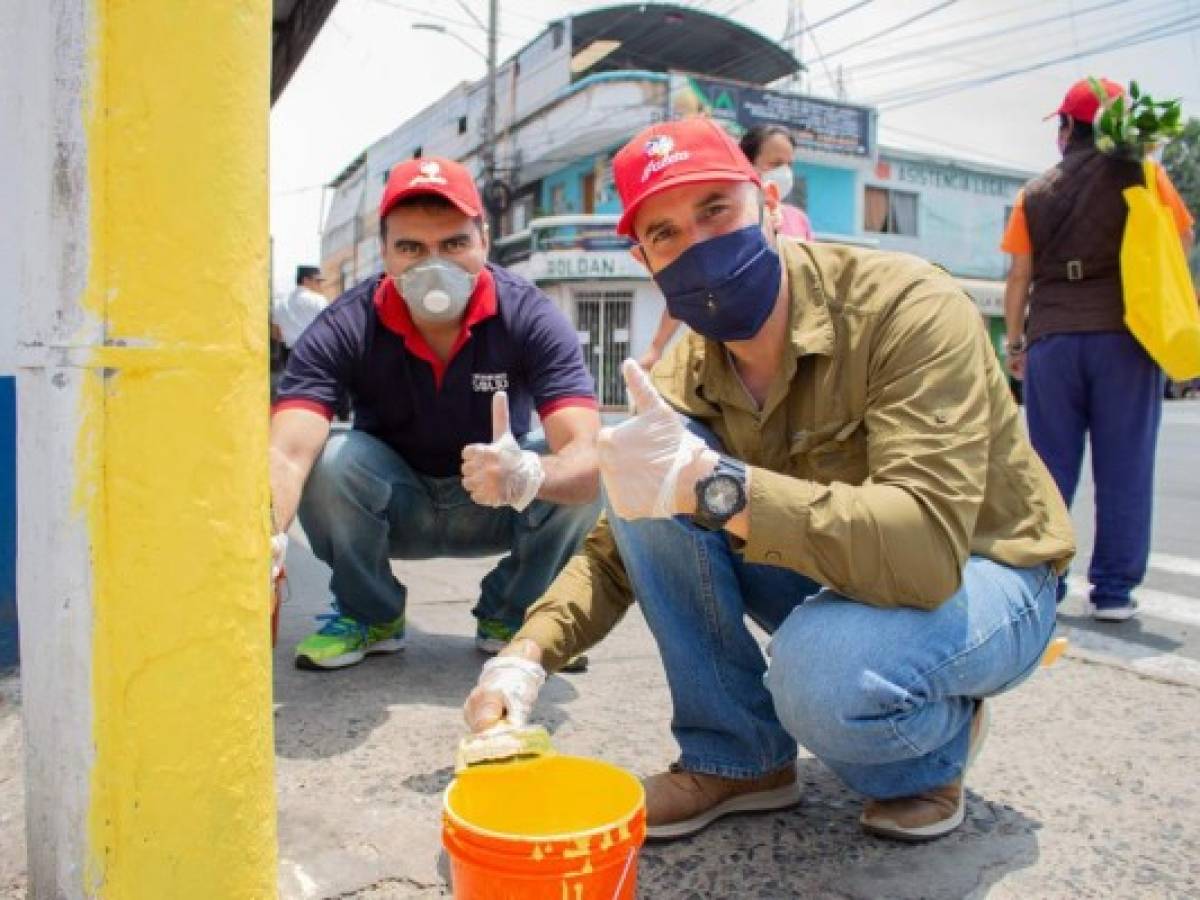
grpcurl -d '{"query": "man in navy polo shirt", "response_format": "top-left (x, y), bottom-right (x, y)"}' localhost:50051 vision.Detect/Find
top-left (270, 156), bottom-right (601, 671)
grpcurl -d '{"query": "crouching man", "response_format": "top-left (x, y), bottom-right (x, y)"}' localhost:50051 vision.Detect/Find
top-left (463, 118), bottom-right (1076, 843)
top-left (271, 156), bottom-right (601, 670)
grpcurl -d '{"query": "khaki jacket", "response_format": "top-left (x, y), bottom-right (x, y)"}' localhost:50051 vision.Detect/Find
top-left (517, 240), bottom-right (1075, 671)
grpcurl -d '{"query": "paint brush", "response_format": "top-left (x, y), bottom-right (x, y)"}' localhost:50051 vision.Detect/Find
top-left (455, 722), bottom-right (553, 773)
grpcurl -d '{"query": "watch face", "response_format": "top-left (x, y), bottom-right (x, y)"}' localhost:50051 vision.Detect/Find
top-left (703, 476), bottom-right (741, 516)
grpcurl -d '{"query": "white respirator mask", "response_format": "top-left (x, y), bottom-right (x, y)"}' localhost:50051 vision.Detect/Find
top-left (762, 164), bottom-right (795, 201)
top-left (397, 258), bottom-right (476, 323)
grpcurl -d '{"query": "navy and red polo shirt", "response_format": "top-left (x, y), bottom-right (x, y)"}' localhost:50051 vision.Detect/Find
top-left (274, 264), bottom-right (597, 477)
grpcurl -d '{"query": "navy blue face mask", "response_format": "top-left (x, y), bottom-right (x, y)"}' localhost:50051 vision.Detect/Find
top-left (650, 224), bottom-right (782, 342)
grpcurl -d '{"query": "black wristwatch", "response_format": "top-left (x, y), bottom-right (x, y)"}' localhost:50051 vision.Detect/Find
top-left (692, 456), bottom-right (748, 531)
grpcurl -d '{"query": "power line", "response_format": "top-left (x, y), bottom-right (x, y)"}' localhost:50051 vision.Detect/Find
top-left (817, 0), bottom-right (1135, 82)
top-left (813, 0), bottom-right (1045, 68)
top-left (361, 0), bottom-right (524, 40)
top-left (852, 0), bottom-right (1183, 97)
top-left (879, 123), bottom-right (1035, 171)
top-left (706, 0), bottom-right (876, 79)
top-left (804, 0), bottom-right (876, 34)
top-left (804, 12), bottom-right (840, 92)
top-left (875, 8), bottom-right (1199, 106)
top-left (813, 0), bottom-right (962, 63)
top-left (837, 0), bottom-right (1176, 93)
top-left (453, 0), bottom-right (486, 31)
top-left (879, 11), bottom-right (1200, 110)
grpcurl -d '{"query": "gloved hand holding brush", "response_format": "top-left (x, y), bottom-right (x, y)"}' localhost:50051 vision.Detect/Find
top-left (464, 640), bottom-right (546, 732)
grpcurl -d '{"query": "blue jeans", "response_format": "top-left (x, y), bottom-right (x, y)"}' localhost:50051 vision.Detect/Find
top-left (607, 427), bottom-right (1057, 799)
top-left (1025, 331), bottom-right (1164, 608)
top-left (298, 429), bottom-right (600, 630)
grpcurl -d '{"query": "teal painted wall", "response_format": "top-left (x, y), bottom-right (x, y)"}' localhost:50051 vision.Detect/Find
top-left (796, 163), bottom-right (858, 237)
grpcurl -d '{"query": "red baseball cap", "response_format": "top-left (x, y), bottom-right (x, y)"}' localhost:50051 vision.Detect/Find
top-left (1048, 77), bottom-right (1124, 123)
top-left (379, 156), bottom-right (483, 220)
top-left (612, 117), bottom-right (761, 238)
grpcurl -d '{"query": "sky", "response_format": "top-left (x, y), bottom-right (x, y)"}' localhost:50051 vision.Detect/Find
top-left (269, 0), bottom-right (1200, 295)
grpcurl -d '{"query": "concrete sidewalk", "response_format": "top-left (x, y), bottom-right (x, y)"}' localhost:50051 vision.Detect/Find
top-left (2, 541), bottom-right (1198, 898)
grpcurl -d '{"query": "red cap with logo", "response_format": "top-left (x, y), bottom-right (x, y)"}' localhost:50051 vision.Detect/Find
top-left (612, 117), bottom-right (761, 238)
top-left (379, 156), bottom-right (483, 220)
top-left (1049, 77), bottom-right (1124, 123)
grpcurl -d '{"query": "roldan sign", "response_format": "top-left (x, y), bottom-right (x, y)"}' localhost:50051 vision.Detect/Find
top-left (533, 252), bottom-right (648, 281)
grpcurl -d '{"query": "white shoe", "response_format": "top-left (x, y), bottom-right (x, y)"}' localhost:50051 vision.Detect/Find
top-left (1090, 601), bottom-right (1138, 622)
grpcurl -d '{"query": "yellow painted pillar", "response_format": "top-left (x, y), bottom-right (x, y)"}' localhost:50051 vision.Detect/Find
top-left (8, 1), bottom-right (277, 896)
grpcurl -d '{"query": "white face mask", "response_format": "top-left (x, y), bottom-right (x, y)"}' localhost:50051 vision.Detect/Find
top-left (397, 258), bottom-right (476, 323)
top-left (762, 164), bottom-right (795, 201)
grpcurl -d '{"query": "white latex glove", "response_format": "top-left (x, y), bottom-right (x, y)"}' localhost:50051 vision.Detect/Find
top-left (461, 391), bottom-right (546, 512)
top-left (598, 359), bottom-right (715, 520)
top-left (464, 655), bottom-right (547, 732)
top-left (270, 532), bottom-right (289, 583)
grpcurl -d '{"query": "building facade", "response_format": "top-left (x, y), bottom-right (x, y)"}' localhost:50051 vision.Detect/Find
top-left (319, 3), bottom-right (1029, 406)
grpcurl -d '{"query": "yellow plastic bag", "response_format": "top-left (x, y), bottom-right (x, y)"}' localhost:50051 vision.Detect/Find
top-left (1121, 160), bottom-right (1200, 381)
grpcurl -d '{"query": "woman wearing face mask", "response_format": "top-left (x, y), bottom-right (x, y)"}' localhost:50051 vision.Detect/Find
top-left (637, 124), bottom-right (813, 371)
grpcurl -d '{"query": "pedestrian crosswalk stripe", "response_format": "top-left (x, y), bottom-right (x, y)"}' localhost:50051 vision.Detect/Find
top-left (1064, 628), bottom-right (1200, 687)
top-left (1148, 552), bottom-right (1200, 580)
top-left (1066, 576), bottom-right (1200, 629)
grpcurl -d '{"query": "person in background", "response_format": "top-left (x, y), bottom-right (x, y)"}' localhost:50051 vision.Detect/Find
top-left (270, 157), bottom-right (601, 672)
top-left (466, 117), bottom-right (1074, 844)
top-left (273, 265), bottom-right (328, 366)
top-left (637, 124), bottom-right (814, 370)
top-left (1002, 77), bottom-right (1194, 622)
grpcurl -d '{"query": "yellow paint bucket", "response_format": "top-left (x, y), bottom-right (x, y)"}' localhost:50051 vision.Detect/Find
top-left (443, 755), bottom-right (646, 899)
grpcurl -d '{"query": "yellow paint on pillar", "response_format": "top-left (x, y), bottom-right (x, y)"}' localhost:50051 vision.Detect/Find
top-left (82, 1), bottom-right (276, 896)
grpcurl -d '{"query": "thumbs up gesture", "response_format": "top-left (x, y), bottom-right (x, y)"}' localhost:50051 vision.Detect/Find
top-left (461, 391), bottom-right (546, 512)
top-left (598, 359), bottom-right (716, 520)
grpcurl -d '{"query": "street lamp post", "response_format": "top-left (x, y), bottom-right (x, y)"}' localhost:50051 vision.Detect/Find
top-left (483, 0), bottom-right (499, 234)
top-left (411, 22), bottom-right (486, 62)
top-left (411, 2), bottom-right (502, 246)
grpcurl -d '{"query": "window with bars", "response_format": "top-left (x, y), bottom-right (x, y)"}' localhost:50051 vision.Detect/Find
top-left (573, 289), bottom-right (633, 408)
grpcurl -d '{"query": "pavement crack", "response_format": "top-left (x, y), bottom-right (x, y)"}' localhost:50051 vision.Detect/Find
top-left (328, 874), bottom-right (442, 898)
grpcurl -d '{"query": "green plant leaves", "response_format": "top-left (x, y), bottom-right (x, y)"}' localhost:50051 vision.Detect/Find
top-left (1093, 79), bottom-right (1186, 158)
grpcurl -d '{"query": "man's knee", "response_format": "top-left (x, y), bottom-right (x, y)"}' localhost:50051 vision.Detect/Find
top-left (765, 598), bottom-right (908, 762)
top-left (601, 488), bottom-right (696, 547)
top-left (302, 431), bottom-right (395, 519)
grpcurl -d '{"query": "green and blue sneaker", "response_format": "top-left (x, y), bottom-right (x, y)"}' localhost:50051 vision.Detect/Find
top-left (475, 618), bottom-right (516, 655)
top-left (475, 617), bottom-right (589, 673)
top-left (295, 610), bottom-right (405, 671)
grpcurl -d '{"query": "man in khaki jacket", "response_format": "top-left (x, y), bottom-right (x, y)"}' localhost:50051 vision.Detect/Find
top-left (464, 117), bottom-right (1075, 843)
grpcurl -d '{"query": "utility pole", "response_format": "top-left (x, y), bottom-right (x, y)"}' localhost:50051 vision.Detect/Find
top-left (785, 0), bottom-right (804, 92)
top-left (483, 0), bottom-right (500, 242)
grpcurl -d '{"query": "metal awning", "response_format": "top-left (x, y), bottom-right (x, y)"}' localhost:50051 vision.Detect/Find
top-left (569, 3), bottom-right (801, 86)
top-left (272, 0), bottom-right (339, 104)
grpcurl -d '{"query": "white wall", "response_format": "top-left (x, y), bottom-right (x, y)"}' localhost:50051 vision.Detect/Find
top-left (869, 152), bottom-right (1027, 280)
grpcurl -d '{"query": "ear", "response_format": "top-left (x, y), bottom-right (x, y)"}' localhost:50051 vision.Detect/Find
top-left (477, 219), bottom-right (490, 253)
top-left (762, 180), bottom-right (782, 212)
top-left (629, 243), bottom-right (648, 269)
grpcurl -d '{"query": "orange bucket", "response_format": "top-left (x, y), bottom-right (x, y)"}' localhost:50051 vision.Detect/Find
top-left (443, 755), bottom-right (646, 899)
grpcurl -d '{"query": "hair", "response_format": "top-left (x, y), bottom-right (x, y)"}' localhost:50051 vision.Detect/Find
top-left (739, 125), bottom-right (795, 166)
top-left (1058, 113), bottom-right (1095, 144)
top-left (379, 193), bottom-right (485, 241)
top-left (295, 265), bottom-right (321, 285)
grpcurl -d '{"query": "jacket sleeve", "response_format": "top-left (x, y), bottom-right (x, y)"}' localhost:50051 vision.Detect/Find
top-left (740, 286), bottom-right (992, 609)
top-left (513, 514), bottom-right (636, 671)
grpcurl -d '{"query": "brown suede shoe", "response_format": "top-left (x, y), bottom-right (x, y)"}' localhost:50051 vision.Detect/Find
top-left (643, 762), bottom-right (801, 841)
top-left (859, 699), bottom-right (991, 843)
